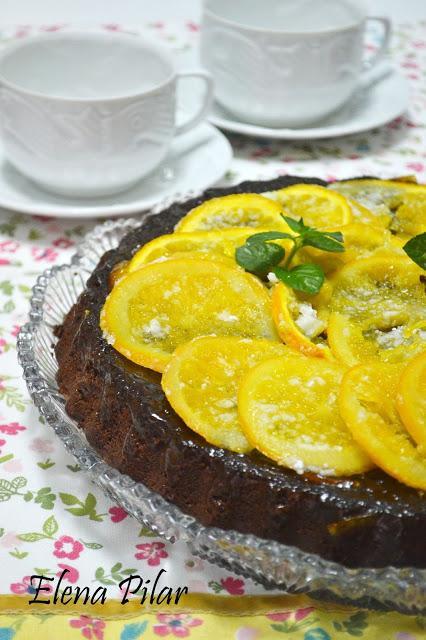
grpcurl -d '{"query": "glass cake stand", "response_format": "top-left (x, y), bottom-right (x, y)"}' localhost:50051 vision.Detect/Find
top-left (17, 199), bottom-right (426, 615)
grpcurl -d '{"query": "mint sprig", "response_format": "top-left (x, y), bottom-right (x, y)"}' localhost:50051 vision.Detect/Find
top-left (235, 215), bottom-right (344, 294)
top-left (274, 264), bottom-right (325, 294)
top-left (403, 232), bottom-right (426, 270)
top-left (235, 240), bottom-right (284, 275)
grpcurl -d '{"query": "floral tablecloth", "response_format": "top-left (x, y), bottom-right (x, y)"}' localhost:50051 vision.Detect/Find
top-left (0, 18), bottom-right (425, 640)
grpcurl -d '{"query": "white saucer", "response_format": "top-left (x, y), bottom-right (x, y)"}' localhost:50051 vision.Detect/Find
top-left (0, 123), bottom-right (232, 218)
top-left (208, 70), bottom-right (409, 140)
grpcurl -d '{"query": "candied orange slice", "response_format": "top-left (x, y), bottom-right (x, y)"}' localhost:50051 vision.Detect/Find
top-left (262, 184), bottom-right (352, 229)
top-left (100, 257), bottom-right (278, 373)
top-left (162, 336), bottom-right (289, 453)
top-left (110, 251), bottom-right (237, 291)
top-left (328, 256), bottom-right (426, 366)
top-left (330, 179), bottom-right (402, 217)
top-left (397, 352), bottom-right (426, 449)
top-left (392, 189), bottom-right (426, 236)
top-left (271, 282), bottom-right (331, 358)
top-left (175, 194), bottom-right (289, 232)
top-left (126, 228), bottom-right (266, 272)
top-left (339, 362), bottom-right (426, 490)
top-left (159, 250), bottom-right (237, 266)
top-left (328, 314), bottom-right (371, 367)
top-left (346, 197), bottom-right (392, 230)
top-left (239, 354), bottom-right (372, 476)
top-left (330, 179), bottom-right (426, 237)
top-left (338, 223), bottom-right (394, 262)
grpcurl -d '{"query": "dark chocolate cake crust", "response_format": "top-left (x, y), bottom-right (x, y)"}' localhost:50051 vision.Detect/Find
top-left (55, 176), bottom-right (426, 570)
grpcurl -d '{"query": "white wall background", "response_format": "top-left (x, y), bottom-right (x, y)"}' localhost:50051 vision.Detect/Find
top-left (0, 0), bottom-right (425, 25)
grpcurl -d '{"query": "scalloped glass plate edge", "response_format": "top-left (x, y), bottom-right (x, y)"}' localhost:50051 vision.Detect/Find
top-left (17, 197), bottom-right (426, 615)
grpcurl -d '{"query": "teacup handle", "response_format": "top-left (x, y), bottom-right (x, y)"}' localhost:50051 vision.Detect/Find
top-left (175, 70), bottom-right (213, 135)
top-left (360, 17), bottom-right (392, 89)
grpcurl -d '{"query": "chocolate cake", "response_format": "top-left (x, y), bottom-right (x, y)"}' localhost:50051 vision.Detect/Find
top-left (55, 176), bottom-right (426, 570)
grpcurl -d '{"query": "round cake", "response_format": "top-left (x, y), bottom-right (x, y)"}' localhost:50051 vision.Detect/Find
top-left (55, 175), bottom-right (426, 570)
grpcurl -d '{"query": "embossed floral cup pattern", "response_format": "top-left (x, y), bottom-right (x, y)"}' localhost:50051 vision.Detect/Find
top-left (201, 0), bottom-right (391, 127)
top-left (0, 32), bottom-right (212, 197)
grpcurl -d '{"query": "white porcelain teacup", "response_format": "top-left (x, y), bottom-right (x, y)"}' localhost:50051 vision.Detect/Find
top-left (0, 31), bottom-right (213, 197)
top-left (201, 0), bottom-right (391, 128)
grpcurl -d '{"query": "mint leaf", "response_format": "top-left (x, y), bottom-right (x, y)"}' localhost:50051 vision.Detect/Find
top-left (282, 215), bottom-right (306, 233)
top-left (246, 231), bottom-right (294, 244)
top-left (235, 242), bottom-right (285, 275)
top-left (302, 230), bottom-right (344, 253)
top-left (237, 219), bottom-right (344, 294)
top-left (403, 233), bottom-right (426, 270)
top-left (322, 231), bottom-right (344, 242)
top-left (273, 264), bottom-right (325, 294)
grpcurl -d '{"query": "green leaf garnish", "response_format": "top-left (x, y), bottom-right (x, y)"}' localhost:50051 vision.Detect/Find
top-left (273, 264), bottom-right (325, 294)
top-left (403, 232), bottom-right (426, 270)
top-left (235, 241), bottom-right (285, 276)
top-left (281, 215), bottom-right (307, 233)
top-left (246, 231), bottom-right (294, 244)
top-left (302, 229), bottom-right (344, 253)
top-left (235, 216), bottom-right (345, 294)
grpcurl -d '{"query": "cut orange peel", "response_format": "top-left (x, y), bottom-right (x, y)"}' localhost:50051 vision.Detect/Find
top-left (262, 183), bottom-right (352, 230)
top-left (100, 257), bottom-right (278, 373)
top-left (175, 194), bottom-right (290, 233)
top-left (271, 282), bottom-right (331, 358)
top-left (328, 256), bottom-right (426, 366)
top-left (162, 336), bottom-right (289, 453)
top-left (396, 352), bottom-right (426, 450)
top-left (238, 354), bottom-right (373, 476)
top-left (339, 362), bottom-right (426, 491)
top-left (126, 228), bottom-right (269, 273)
